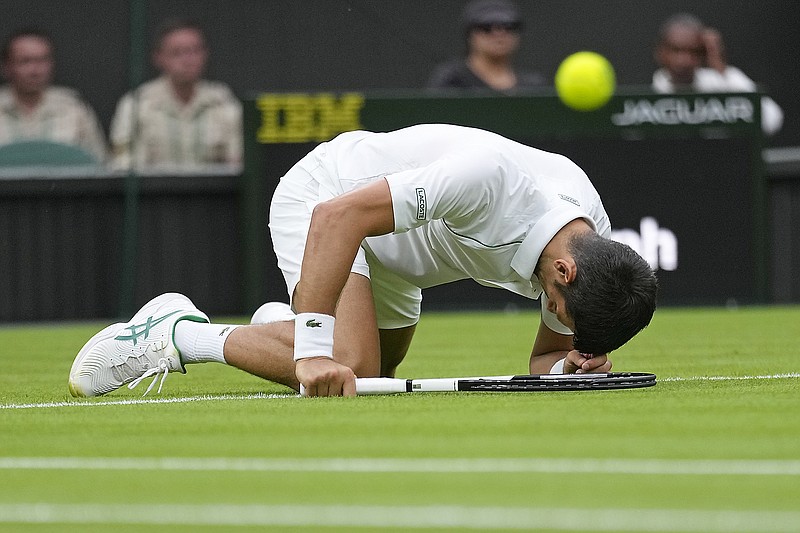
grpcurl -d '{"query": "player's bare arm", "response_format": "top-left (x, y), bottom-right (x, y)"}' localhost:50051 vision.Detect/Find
top-left (294, 178), bottom-right (395, 314)
top-left (293, 179), bottom-right (395, 396)
top-left (529, 320), bottom-right (612, 374)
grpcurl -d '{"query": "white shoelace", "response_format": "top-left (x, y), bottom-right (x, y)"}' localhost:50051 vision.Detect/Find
top-left (127, 358), bottom-right (170, 396)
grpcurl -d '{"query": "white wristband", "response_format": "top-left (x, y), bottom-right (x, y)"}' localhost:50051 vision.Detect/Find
top-left (294, 313), bottom-right (335, 361)
top-left (549, 357), bottom-right (566, 374)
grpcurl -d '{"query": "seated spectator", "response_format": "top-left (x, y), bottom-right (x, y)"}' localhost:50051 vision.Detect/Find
top-left (109, 19), bottom-right (242, 172)
top-left (0, 28), bottom-right (107, 163)
top-left (652, 13), bottom-right (783, 136)
top-left (428, 0), bottom-right (543, 93)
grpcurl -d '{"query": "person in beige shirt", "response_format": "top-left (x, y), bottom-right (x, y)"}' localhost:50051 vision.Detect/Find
top-left (109, 19), bottom-right (242, 172)
top-left (0, 28), bottom-right (107, 163)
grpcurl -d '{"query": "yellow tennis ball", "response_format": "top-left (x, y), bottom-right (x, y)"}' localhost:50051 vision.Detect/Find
top-left (555, 51), bottom-right (616, 111)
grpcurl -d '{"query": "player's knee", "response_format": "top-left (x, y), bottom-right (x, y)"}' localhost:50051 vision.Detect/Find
top-left (380, 361), bottom-right (399, 378)
top-left (333, 345), bottom-right (380, 378)
top-left (348, 356), bottom-right (380, 378)
top-left (378, 325), bottom-right (415, 377)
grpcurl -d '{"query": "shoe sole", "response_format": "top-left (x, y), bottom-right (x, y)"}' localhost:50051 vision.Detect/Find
top-left (68, 322), bottom-right (125, 397)
top-left (68, 293), bottom-right (204, 397)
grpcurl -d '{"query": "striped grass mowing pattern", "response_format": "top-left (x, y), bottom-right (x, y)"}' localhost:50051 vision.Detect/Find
top-left (1, 306), bottom-right (799, 531)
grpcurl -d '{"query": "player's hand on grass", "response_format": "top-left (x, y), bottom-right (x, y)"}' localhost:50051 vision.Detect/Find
top-left (296, 357), bottom-right (356, 397)
top-left (564, 350), bottom-right (612, 374)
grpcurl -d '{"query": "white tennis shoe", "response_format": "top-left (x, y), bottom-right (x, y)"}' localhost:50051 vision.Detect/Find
top-left (68, 293), bottom-right (209, 397)
top-left (250, 301), bottom-right (295, 325)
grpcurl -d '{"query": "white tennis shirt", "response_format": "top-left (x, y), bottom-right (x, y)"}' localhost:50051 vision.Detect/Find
top-left (311, 124), bottom-right (612, 332)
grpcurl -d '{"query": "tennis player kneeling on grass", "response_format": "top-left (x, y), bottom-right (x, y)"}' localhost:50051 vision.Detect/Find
top-left (68, 124), bottom-right (658, 398)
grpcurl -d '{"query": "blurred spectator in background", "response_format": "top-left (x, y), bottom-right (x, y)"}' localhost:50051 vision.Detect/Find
top-left (109, 19), bottom-right (242, 172)
top-left (428, 0), bottom-right (543, 92)
top-left (652, 13), bottom-right (783, 136)
top-left (0, 28), bottom-right (107, 163)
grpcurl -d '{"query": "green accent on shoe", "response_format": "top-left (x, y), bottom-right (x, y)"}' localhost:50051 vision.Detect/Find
top-left (114, 310), bottom-right (183, 346)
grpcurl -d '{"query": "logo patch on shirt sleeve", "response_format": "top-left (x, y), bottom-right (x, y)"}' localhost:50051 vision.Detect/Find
top-left (558, 194), bottom-right (580, 207)
top-left (415, 188), bottom-right (427, 220)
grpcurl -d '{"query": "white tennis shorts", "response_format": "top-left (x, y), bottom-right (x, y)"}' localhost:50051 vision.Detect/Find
top-left (268, 148), bottom-right (422, 329)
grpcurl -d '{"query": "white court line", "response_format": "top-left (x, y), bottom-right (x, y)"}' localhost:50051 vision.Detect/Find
top-left (0, 373), bottom-right (797, 410)
top-left (1, 457), bottom-right (798, 476)
top-left (0, 503), bottom-right (798, 531)
top-left (0, 392), bottom-right (295, 409)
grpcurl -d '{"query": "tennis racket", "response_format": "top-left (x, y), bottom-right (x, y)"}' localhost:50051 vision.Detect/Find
top-left (354, 372), bottom-right (656, 395)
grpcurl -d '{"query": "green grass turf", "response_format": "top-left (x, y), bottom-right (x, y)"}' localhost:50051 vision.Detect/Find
top-left (1, 306), bottom-right (799, 532)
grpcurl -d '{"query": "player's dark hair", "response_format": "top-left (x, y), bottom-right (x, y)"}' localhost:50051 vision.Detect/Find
top-left (556, 232), bottom-right (658, 354)
top-left (1, 28), bottom-right (53, 63)
top-left (152, 18), bottom-right (207, 51)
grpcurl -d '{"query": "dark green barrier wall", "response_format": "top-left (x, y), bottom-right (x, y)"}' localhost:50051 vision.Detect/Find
top-left (0, 175), bottom-right (240, 321)
top-left (2, 93), bottom-right (790, 321)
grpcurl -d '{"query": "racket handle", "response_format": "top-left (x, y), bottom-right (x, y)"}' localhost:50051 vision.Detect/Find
top-left (298, 378), bottom-right (406, 396)
top-left (303, 375), bottom-right (515, 396)
top-left (356, 377), bottom-right (474, 394)
top-left (355, 377), bottom-right (409, 395)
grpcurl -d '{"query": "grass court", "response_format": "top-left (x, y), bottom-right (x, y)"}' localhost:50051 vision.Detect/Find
top-left (1, 305), bottom-right (799, 532)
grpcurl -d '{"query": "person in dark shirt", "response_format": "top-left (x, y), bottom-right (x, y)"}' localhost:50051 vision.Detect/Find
top-left (428, 0), bottom-right (544, 93)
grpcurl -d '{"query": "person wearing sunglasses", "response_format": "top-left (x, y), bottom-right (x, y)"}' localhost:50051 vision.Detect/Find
top-left (428, 0), bottom-right (544, 93)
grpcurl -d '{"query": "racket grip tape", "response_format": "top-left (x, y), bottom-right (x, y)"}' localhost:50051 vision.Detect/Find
top-left (355, 378), bottom-right (411, 395)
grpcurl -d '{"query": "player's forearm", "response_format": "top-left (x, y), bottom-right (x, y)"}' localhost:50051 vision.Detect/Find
top-left (529, 320), bottom-right (575, 374)
top-left (529, 351), bottom-right (569, 374)
top-left (294, 180), bottom-right (396, 315)
top-left (293, 203), bottom-right (365, 316)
